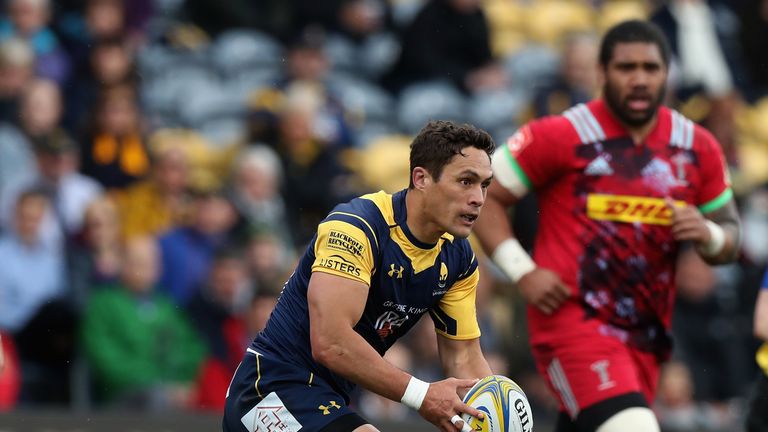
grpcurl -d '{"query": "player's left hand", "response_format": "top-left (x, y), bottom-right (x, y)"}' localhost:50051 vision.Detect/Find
top-left (665, 198), bottom-right (710, 245)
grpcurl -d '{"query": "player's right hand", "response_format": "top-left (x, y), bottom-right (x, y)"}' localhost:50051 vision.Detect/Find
top-left (518, 268), bottom-right (570, 315)
top-left (418, 378), bottom-right (484, 432)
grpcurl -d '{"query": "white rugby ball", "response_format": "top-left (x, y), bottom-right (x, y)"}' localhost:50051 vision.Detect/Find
top-left (461, 375), bottom-right (533, 432)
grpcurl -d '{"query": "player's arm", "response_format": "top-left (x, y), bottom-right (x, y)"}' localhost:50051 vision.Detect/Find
top-left (308, 273), bottom-right (482, 432)
top-left (666, 195), bottom-right (740, 266)
top-left (474, 128), bottom-right (570, 314)
top-left (436, 335), bottom-right (492, 383)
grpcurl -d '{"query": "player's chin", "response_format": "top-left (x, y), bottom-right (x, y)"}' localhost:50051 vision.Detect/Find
top-left (449, 220), bottom-right (475, 238)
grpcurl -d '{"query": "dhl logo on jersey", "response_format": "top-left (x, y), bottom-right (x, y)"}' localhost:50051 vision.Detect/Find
top-left (586, 194), bottom-right (685, 225)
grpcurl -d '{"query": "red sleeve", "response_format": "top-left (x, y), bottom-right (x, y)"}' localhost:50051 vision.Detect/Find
top-left (694, 127), bottom-right (732, 213)
top-left (510, 116), bottom-right (576, 189)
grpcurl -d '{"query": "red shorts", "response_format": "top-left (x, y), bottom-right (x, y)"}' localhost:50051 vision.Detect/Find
top-left (530, 306), bottom-right (660, 419)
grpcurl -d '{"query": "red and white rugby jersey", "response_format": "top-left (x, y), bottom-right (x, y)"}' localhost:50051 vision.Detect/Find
top-left (493, 99), bottom-right (731, 355)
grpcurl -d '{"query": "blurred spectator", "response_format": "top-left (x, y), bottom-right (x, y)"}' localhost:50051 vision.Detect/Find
top-left (244, 231), bottom-right (294, 294)
top-left (111, 135), bottom-right (192, 239)
top-left (0, 188), bottom-right (75, 405)
top-left (80, 84), bottom-right (150, 189)
top-left (158, 191), bottom-right (239, 306)
top-left (530, 32), bottom-right (599, 118)
top-left (357, 343), bottom-right (412, 421)
top-left (0, 0), bottom-right (71, 83)
top-left (182, 0), bottom-right (261, 39)
top-left (651, 0), bottom-right (746, 163)
top-left (654, 360), bottom-right (734, 431)
top-left (228, 145), bottom-right (292, 245)
top-left (57, 0), bottom-right (130, 66)
top-left (65, 36), bottom-right (138, 134)
top-left (249, 27), bottom-right (354, 149)
top-left (0, 128), bottom-right (103, 248)
top-left (0, 78), bottom-right (62, 190)
top-left (746, 268), bottom-right (768, 432)
top-left (265, 81), bottom-right (360, 245)
top-left (67, 196), bottom-right (122, 307)
top-left (245, 292), bottom-right (278, 338)
top-left (737, 0), bottom-right (768, 100)
top-left (673, 246), bottom-right (752, 404)
top-left (0, 37), bottom-right (33, 122)
top-left (382, 0), bottom-right (506, 94)
top-left (188, 249), bottom-right (250, 411)
top-left (81, 236), bottom-right (205, 409)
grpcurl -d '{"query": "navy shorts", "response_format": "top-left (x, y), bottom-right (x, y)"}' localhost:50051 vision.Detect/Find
top-left (223, 348), bottom-right (368, 432)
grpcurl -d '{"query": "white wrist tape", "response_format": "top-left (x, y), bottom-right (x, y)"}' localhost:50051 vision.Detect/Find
top-left (401, 376), bottom-right (429, 410)
top-left (491, 238), bottom-right (536, 283)
top-left (699, 220), bottom-right (726, 257)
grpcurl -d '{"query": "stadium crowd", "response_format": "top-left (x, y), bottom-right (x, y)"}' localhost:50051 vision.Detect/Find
top-left (0, 0), bottom-right (768, 430)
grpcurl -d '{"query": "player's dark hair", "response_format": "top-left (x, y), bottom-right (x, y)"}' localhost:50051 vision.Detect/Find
top-left (599, 20), bottom-right (670, 67)
top-left (409, 120), bottom-right (495, 189)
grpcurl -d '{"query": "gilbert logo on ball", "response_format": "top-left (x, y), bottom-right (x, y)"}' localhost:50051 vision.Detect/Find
top-left (461, 375), bottom-right (533, 432)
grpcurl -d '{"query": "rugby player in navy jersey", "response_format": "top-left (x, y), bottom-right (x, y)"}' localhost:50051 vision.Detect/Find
top-left (224, 120), bottom-right (496, 432)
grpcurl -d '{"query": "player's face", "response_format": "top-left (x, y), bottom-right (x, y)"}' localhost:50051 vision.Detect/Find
top-left (602, 42), bottom-right (667, 128)
top-left (426, 146), bottom-right (493, 239)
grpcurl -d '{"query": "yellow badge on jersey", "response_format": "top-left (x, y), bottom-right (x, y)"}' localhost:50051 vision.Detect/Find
top-left (586, 194), bottom-right (685, 226)
top-left (313, 220), bottom-right (374, 285)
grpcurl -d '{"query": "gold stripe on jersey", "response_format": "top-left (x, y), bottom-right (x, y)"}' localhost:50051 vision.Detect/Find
top-left (586, 194), bottom-right (686, 226)
top-left (361, 191), bottom-right (395, 225)
top-left (433, 267), bottom-right (481, 339)
top-left (313, 220), bottom-right (374, 285)
top-left (326, 211), bottom-right (380, 250)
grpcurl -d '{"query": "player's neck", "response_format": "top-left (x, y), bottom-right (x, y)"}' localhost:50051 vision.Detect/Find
top-left (404, 189), bottom-right (442, 245)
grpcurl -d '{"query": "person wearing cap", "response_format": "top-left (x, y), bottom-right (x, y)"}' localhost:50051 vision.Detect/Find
top-left (0, 127), bottom-right (102, 247)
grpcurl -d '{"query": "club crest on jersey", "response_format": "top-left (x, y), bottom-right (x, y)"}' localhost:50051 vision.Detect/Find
top-left (375, 311), bottom-right (408, 339)
top-left (586, 194), bottom-right (686, 225)
top-left (506, 126), bottom-right (532, 156)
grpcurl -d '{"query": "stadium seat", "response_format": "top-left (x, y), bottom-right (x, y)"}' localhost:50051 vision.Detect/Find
top-left (210, 29), bottom-right (284, 77)
top-left (397, 81), bottom-right (468, 134)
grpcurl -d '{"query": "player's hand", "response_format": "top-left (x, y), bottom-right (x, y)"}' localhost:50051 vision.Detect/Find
top-left (665, 198), bottom-right (710, 245)
top-left (418, 378), bottom-right (484, 432)
top-left (517, 268), bottom-right (570, 315)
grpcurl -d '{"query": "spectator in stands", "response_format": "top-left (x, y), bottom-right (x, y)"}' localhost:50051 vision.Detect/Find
top-left (737, 0), bottom-right (768, 100)
top-left (111, 134), bottom-right (192, 239)
top-left (158, 190), bottom-right (239, 306)
top-left (0, 0), bottom-right (71, 83)
top-left (382, 0), bottom-right (506, 94)
top-left (651, 0), bottom-right (747, 164)
top-left (228, 145), bottom-right (292, 246)
top-left (0, 128), bottom-right (103, 248)
top-left (188, 249), bottom-right (251, 411)
top-left (65, 36), bottom-right (137, 134)
top-left (0, 188), bottom-right (76, 404)
top-left (0, 78), bottom-right (63, 191)
top-left (81, 236), bottom-right (205, 409)
top-left (266, 81), bottom-right (360, 245)
top-left (244, 230), bottom-right (294, 294)
top-left (0, 37), bottom-right (33, 123)
top-left (80, 84), bottom-right (150, 189)
top-left (249, 27), bottom-right (354, 148)
top-left (67, 196), bottom-right (122, 307)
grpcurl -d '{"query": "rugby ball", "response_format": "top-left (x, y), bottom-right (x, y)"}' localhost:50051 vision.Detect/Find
top-left (461, 375), bottom-right (533, 432)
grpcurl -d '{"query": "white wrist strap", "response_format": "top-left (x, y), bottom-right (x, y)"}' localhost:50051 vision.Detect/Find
top-left (401, 376), bottom-right (429, 410)
top-left (699, 220), bottom-right (726, 257)
top-left (491, 238), bottom-right (537, 283)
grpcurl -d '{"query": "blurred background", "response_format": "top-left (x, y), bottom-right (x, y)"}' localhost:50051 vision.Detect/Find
top-left (0, 0), bottom-right (768, 431)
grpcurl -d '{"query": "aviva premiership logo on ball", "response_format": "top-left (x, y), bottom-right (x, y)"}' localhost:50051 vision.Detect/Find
top-left (462, 375), bottom-right (533, 432)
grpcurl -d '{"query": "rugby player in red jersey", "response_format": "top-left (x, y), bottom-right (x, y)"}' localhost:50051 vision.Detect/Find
top-left (474, 20), bottom-right (741, 432)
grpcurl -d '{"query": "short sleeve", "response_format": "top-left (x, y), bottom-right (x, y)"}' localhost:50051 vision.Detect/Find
top-left (492, 120), bottom-right (570, 198)
top-left (312, 220), bottom-right (375, 286)
top-left (430, 265), bottom-right (481, 340)
top-left (695, 129), bottom-right (733, 213)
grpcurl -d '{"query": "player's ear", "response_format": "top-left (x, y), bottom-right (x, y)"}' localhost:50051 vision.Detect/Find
top-left (412, 167), bottom-right (431, 191)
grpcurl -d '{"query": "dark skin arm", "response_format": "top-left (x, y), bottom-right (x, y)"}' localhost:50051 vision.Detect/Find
top-left (666, 198), bottom-right (741, 265)
top-left (473, 181), bottom-right (570, 315)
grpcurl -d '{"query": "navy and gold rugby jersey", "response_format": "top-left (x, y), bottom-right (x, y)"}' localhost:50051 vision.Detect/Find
top-left (252, 189), bottom-right (481, 397)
